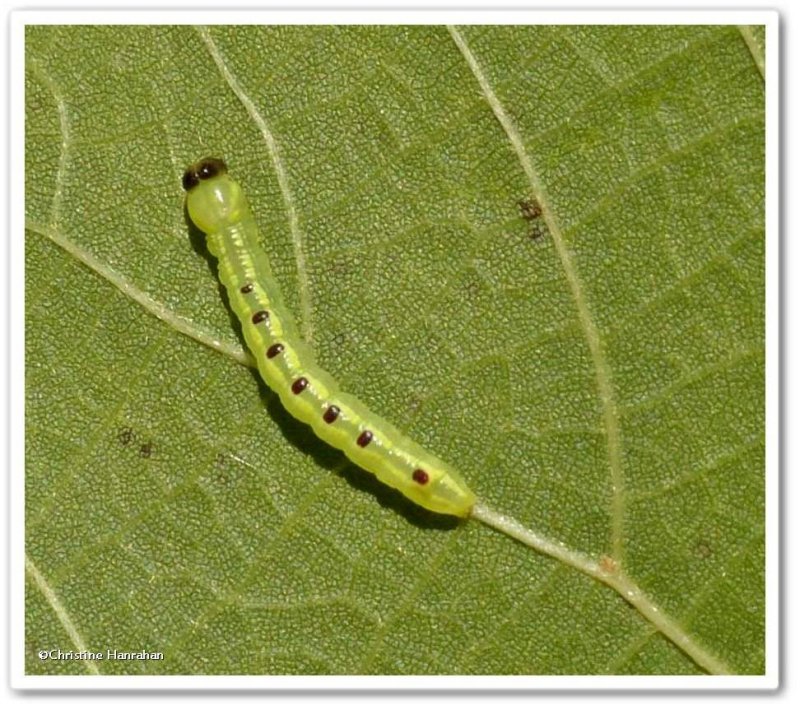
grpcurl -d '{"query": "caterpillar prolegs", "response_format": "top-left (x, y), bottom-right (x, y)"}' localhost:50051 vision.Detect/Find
top-left (183, 158), bottom-right (477, 517)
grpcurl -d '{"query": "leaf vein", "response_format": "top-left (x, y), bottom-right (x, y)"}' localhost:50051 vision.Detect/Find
top-left (26, 556), bottom-right (100, 675)
top-left (448, 25), bottom-right (626, 561)
top-left (196, 26), bottom-right (315, 344)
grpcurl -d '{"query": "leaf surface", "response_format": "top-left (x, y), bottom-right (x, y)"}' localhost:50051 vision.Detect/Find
top-left (25, 24), bottom-right (765, 675)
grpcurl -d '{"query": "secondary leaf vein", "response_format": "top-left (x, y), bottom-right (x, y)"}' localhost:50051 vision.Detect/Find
top-left (196, 26), bottom-right (315, 343)
top-left (26, 219), bottom-right (253, 368)
top-left (26, 556), bottom-right (100, 675)
top-left (447, 25), bottom-right (626, 560)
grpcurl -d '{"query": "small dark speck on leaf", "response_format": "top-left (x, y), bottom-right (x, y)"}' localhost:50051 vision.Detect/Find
top-left (528, 223), bottom-right (547, 243)
top-left (694, 539), bottom-right (713, 559)
top-left (118, 427), bottom-right (135, 446)
top-left (139, 441), bottom-right (154, 458)
top-left (516, 198), bottom-right (547, 243)
top-left (518, 197), bottom-right (542, 220)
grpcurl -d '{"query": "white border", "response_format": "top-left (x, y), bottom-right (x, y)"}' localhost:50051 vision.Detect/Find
top-left (7, 6), bottom-right (779, 693)
top-left (5, 8), bottom-right (784, 25)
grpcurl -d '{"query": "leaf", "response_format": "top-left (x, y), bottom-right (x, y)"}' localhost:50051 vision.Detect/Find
top-left (24, 24), bottom-right (765, 676)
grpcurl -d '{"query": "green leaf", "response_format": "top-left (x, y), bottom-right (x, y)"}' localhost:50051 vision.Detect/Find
top-left (25, 24), bottom-right (765, 676)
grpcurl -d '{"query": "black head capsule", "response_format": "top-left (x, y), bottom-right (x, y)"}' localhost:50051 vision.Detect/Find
top-left (182, 157), bottom-right (228, 192)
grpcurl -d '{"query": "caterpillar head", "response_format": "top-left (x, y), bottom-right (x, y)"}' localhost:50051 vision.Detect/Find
top-left (183, 157), bottom-right (249, 233)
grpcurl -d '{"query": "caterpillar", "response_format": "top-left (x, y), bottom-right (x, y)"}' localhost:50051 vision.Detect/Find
top-left (182, 158), bottom-right (477, 517)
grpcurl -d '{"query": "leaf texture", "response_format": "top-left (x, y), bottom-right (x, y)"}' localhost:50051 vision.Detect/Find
top-left (25, 24), bottom-right (765, 675)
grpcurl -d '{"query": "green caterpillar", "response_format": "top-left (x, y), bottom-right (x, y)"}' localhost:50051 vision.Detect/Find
top-left (183, 158), bottom-right (476, 517)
